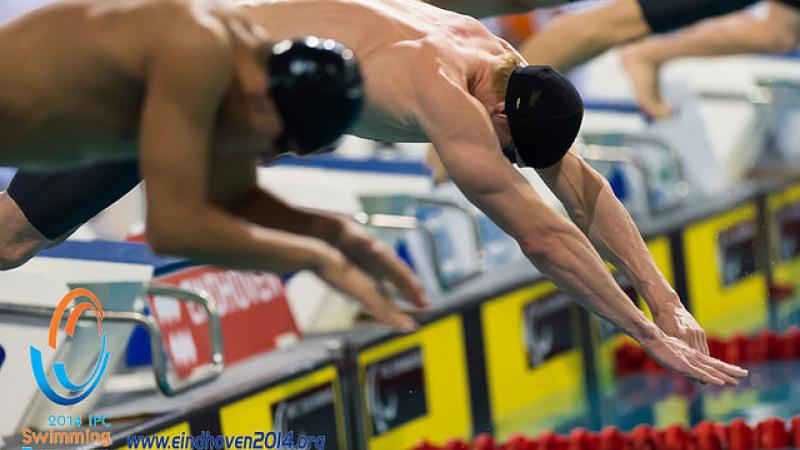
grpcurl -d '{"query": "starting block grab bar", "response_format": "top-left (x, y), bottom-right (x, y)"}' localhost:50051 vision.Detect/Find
top-left (356, 196), bottom-right (486, 291)
top-left (579, 133), bottom-right (690, 215)
top-left (0, 284), bottom-right (224, 397)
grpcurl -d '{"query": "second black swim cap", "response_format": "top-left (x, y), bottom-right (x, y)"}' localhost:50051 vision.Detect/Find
top-left (504, 65), bottom-right (583, 168)
top-left (269, 37), bottom-right (364, 155)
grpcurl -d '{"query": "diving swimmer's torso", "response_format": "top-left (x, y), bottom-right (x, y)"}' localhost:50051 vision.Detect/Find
top-left (240, 0), bottom-right (518, 142)
top-left (0, 0), bottom-right (252, 171)
top-left (0, 0), bottom-right (155, 170)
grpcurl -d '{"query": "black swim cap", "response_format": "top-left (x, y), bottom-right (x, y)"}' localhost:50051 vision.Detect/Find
top-left (269, 37), bottom-right (364, 155)
top-left (504, 65), bottom-right (583, 168)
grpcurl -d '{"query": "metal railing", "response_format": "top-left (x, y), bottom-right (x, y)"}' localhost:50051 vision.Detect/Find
top-left (580, 133), bottom-right (690, 215)
top-left (0, 284), bottom-right (224, 397)
top-left (356, 195), bottom-right (487, 291)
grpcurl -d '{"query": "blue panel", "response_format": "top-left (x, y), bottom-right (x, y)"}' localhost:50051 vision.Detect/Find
top-left (583, 99), bottom-right (643, 115)
top-left (37, 240), bottom-right (193, 275)
top-left (266, 154), bottom-right (431, 176)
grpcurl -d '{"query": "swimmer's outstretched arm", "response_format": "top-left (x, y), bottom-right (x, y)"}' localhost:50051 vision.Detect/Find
top-left (207, 155), bottom-right (427, 308)
top-left (138, 27), bottom-right (416, 332)
top-left (415, 72), bottom-right (746, 385)
top-left (536, 149), bottom-right (709, 354)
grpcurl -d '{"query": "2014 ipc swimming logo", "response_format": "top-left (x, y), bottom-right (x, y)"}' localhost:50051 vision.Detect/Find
top-left (30, 288), bottom-right (111, 405)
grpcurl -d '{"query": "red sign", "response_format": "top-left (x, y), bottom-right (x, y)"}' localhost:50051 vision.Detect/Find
top-left (147, 267), bottom-right (301, 378)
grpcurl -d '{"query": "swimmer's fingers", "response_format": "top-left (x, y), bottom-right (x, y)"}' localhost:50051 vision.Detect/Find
top-left (667, 353), bottom-right (725, 386)
top-left (694, 361), bottom-right (739, 386)
top-left (335, 220), bottom-right (428, 308)
top-left (356, 280), bottom-right (418, 333)
top-left (372, 246), bottom-right (428, 308)
top-left (641, 334), bottom-right (747, 387)
top-left (691, 353), bottom-right (748, 386)
top-left (317, 250), bottom-right (417, 333)
top-left (378, 280), bottom-right (430, 313)
top-left (703, 354), bottom-right (748, 378)
top-left (691, 369), bottom-right (725, 386)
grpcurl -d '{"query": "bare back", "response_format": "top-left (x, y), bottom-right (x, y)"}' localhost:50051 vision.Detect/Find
top-left (0, 0), bottom-right (238, 170)
top-left (241, 0), bottom-right (518, 142)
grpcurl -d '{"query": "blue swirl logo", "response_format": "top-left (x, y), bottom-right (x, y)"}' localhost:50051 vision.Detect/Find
top-left (30, 288), bottom-right (111, 405)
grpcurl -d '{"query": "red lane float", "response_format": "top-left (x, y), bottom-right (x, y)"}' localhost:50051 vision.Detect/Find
top-left (411, 416), bottom-right (800, 450)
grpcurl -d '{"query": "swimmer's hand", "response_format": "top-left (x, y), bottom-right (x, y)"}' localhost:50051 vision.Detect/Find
top-left (653, 303), bottom-right (710, 356)
top-left (333, 218), bottom-right (428, 309)
top-left (317, 247), bottom-right (418, 333)
top-left (638, 329), bottom-right (748, 386)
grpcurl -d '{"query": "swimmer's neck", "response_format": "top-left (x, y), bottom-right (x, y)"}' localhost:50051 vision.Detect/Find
top-left (469, 57), bottom-right (498, 108)
top-left (470, 57), bottom-right (509, 145)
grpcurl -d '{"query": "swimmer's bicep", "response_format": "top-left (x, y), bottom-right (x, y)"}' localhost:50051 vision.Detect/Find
top-left (138, 37), bottom-right (234, 207)
top-left (138, 93), bottom-right (214, 209)
top-left (415, 79), bottom-right (552, 238)
top-left (207, 155), bottom-right (259, 206)
top-left (415, 79), bottom-right (506, 189)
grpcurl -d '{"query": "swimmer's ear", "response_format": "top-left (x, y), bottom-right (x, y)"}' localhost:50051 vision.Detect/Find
top-left (487, 101), bottom-right (506, 116)
top-left (256, 83), bottom-right (269, 98)
top-left (487, 102), bottom-right (508, 131)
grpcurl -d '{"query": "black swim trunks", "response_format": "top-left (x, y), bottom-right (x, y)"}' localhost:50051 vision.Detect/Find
top-left (7, 161), bottom-right (142, 240)
top-left (637, 0), bottom-right (764, 33)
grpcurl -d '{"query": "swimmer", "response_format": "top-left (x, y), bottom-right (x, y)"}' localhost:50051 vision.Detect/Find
top-left (2, 0), bottom-right (746, 385)
top-left (0, 0), bottom-right (425, 331)
top-left (620, 1), bottom-right (800, 119)
top-left (484, 0), bottom-right (800, 79)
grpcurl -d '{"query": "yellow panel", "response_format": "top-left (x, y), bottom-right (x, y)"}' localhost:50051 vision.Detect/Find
top-left (767, 184), bottom-right (800, 277)
top-left (481, 283), bottom-right (584, 441)
top-left (358, 315), bottom-right (471, 450)
top-left (767, 184), bottom-right (800, 325)
top-left (703, 390), bottom-right (760, 419)
top-left (683, 203), bottom-right (767, 337)
top-left (219, 366), bottom-right (346, 449)
top-left (653, 396), bottom-right (690, 428)
top-left (774, 259), bottom-right (800, 287)
top-left (121, 422), bottom-right (191, 450)
top-left (766, 184), bottom-right (800, 214)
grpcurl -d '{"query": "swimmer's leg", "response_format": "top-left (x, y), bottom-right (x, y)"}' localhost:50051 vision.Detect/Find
top-left (519, 0), bottom-right (785, 72)
top-left (520, 0), bottom-right (648, 71)
top-left (621, 1), bottom-right (800, 119)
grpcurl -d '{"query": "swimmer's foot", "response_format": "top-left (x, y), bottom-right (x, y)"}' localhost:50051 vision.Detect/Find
top-left (620, 46), bottom-right (674, 121)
